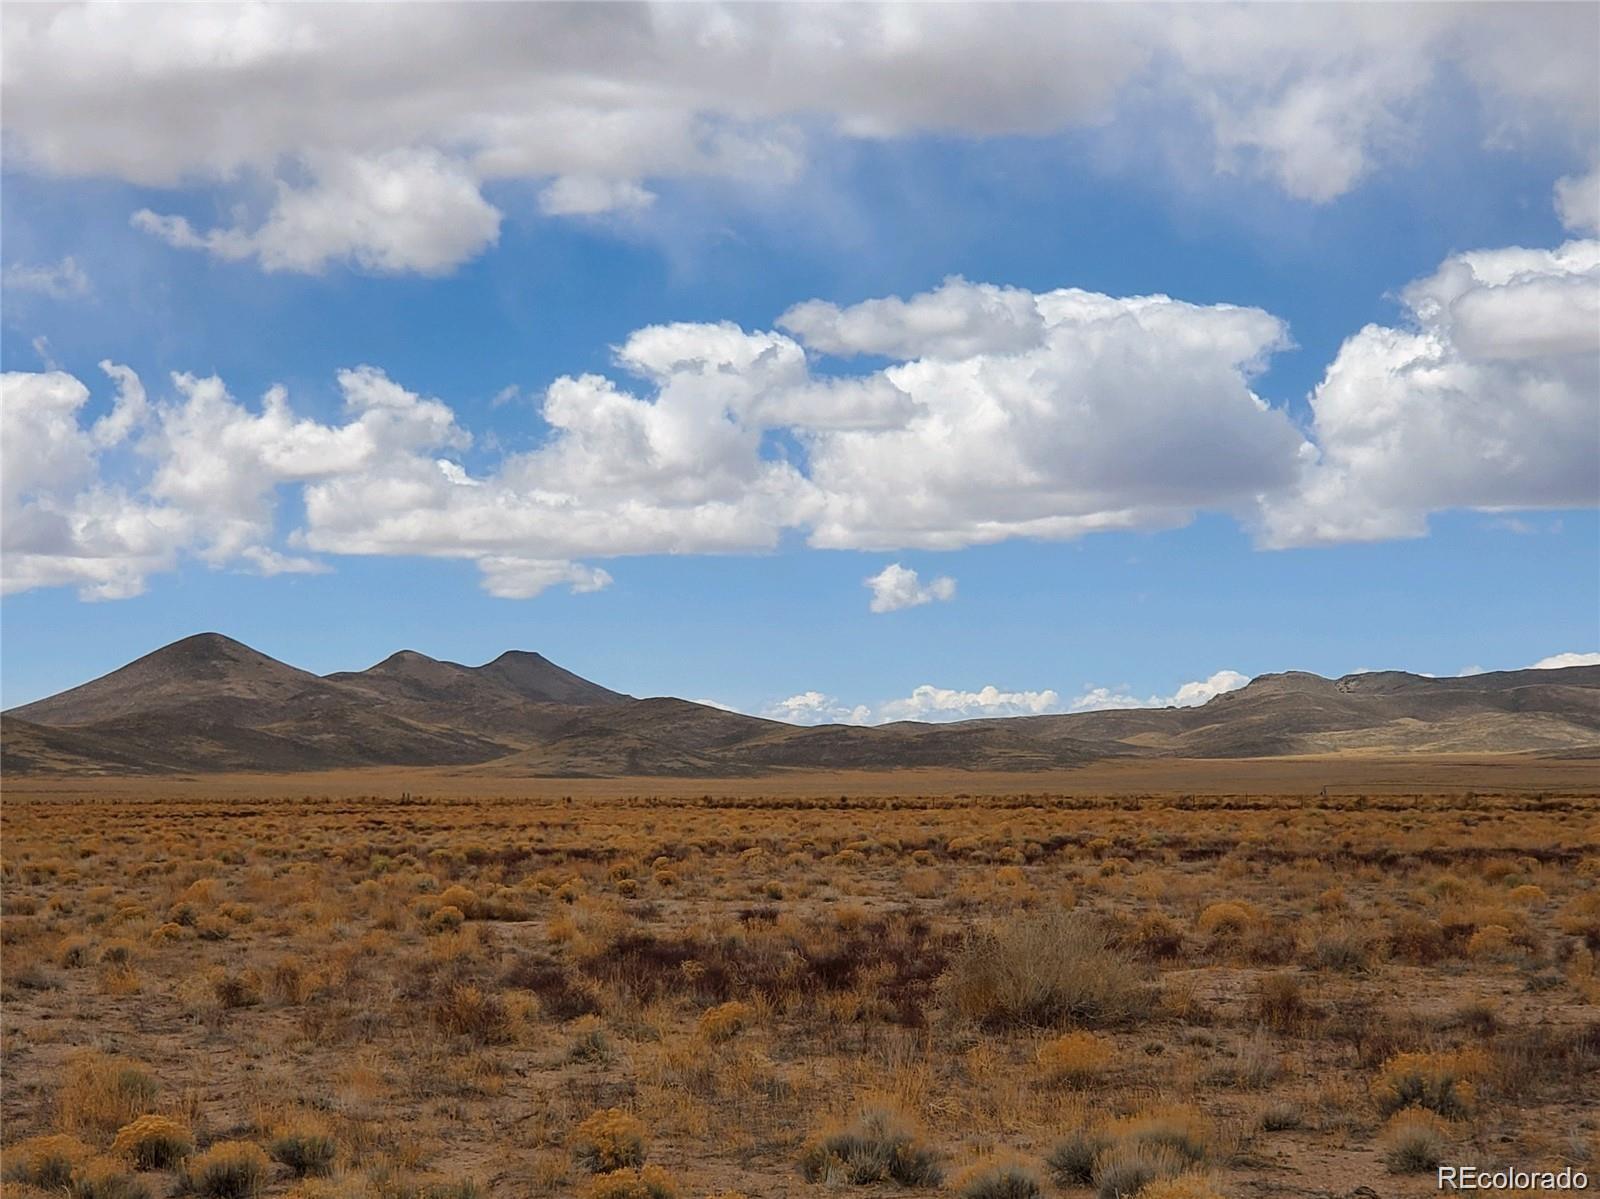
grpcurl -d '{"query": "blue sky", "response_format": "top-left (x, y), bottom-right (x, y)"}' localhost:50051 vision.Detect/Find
top-left (2, 4), bottom-right (1597, 719)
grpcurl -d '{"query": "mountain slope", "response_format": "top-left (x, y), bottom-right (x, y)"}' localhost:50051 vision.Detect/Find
top-left (5, 636), bottom-right (1598, 777)
top-left (10, 633), bottom-right (330, 727)
top-left (2, 634), bottom-right (623, 774)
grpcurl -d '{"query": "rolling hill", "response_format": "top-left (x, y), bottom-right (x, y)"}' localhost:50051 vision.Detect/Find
top-left (3, 633), bottom-right (1598, 777)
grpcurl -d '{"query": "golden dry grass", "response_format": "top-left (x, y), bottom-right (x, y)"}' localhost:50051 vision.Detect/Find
top-left (2, 769), bottom-right (1597, 1197)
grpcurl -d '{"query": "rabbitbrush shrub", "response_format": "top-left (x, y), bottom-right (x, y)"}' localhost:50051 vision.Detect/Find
top-left (111, 1114), bottom-right (192, 1169)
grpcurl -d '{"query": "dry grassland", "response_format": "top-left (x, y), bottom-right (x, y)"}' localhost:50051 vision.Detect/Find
top-left (3, 769), bottom-right (1597, 1199)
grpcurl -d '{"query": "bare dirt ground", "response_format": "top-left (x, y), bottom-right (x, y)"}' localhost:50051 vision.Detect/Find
top-left (3, 761), bottom-right (1597, 1199)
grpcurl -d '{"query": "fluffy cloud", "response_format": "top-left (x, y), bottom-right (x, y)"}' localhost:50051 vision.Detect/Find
top-left (3, 255), bottom-right (91, 300)
top-left (865, 563), bottom-right (955, 614)
top-left (1258, 238), bottom-right (1600, 546)
top-left (1068, 669), bottom-right (1250, 712)
top-left (801, 282), bottom-right (1303, 550)
top-left (760, 691), bottom-right (873, 727)
top-left (1, 367), bottom-right (188, 599)
top-left (1529, 652), bottom-right (1600, 670)
top-left (759, 668), bottom-right (1250, 725)
top-left (3, 5), bottom-right (1594, 273)
top-left (877, 685), bottom-right (1061, 723)
top-left (781, 279), bottom-right (1046, 360)
top-left (476, 557), bottom-right (614, 600)
top-left (133, 149), bottom-right (501, 275)
top-left (759, 683), bottom-right (1058, 726)
top-left (2, 245), bottom-right (1593, 600)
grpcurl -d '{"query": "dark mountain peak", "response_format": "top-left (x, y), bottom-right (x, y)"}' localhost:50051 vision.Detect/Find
top-left (474, 650), bottom-right (628, 706)
top-left (151, 632), bottom-right (265, 664)
top-left (364, 649), bottom-right (453, 675)
top-left (484, 650), bottom-right (552, 668)
top-left (1332, 669), bottom-right (1434, 694)
top-left (76, 631), bottom-right (295, 681)
top-left (1231, 670), bottom-right (1337, 696)
top-left (6, 633), bottom-right (318, 726)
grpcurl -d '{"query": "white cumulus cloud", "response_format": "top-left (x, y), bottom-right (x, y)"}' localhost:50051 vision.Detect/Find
top-left (476, 557), bottom-right (613, 600)
top-left (133, 149), bottom-right (501, 275)
top-left (1529, 652), bottom-right (1600, 670)
top-left (760, 691), bottom-right (873, 726)
top-left (760, 683), bottom-right (1060, 726)
top-left (2, 242), bottom-right (1594, 601)
top-left (1070, 669), bottom-right (1250, 712)
top-left (877, 684), bottom-right (1061, 723)
top-left (1258, 238), bottom-right (1600, 547)
top-left (865, 563), bottom-right (955, 613)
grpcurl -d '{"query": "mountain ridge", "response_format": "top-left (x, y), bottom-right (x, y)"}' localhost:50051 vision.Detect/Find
top-left (4, 635), bottom-right (1598, 777)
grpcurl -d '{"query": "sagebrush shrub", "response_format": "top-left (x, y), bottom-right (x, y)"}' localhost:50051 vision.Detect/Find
top-left (1091, 1142), bottom-right (1187, 1199)
top-left (1045, 1128), bottom-right (1110, 1186)
top-left (5, 1134), bottom-right (93, 1188)
top-left (69, 1155), bottom-right (151, 1199)
top-left (797, 1102), bottom-right (942, 1186)
top-left (1381, 1108), bottom-right (1452, 1173)
top-left (954, 1160), bottom-right (1044, 1199)
top-left (186, 1141), bottom-right (270, 1199)
top-left (1107, 1107), bottom-right (1211, 1166)
top-left (269, 1124), bottom-right (337, 1176)
top-left (1371, 1051), bottom-right (1484, 1118)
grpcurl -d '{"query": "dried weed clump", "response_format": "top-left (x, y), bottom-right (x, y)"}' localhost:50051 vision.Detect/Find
top-left (1137, 1173), bottom-right (1228, 1199)
top-left (695, 1000), bottom-right (752, 1042)
top-left (940, 912), bottom-right (1147, 1027)
top-left (1370, 1050), bottom-right (1486, 1118)
top-left (1037, 1030), bottom-right (1115, 1084)
top-left (582, 1165), bottom-right (680, 1199)
top-left (57, 1053), bottom-right (159, 1137)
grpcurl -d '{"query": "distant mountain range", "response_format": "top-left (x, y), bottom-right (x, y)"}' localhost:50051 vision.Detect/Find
top-left (4, 633), bottom-right (1598, 777)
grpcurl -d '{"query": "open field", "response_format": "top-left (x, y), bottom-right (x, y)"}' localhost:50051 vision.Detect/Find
top-left (6, 753), bottom-right (1598, 802)
top-left (3, 766), bottom-right (1598, 1199)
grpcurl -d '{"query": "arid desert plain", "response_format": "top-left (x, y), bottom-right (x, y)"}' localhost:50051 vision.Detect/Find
top-left (4, 757), bottom-right (1596, 1199)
